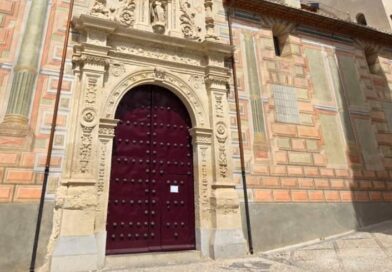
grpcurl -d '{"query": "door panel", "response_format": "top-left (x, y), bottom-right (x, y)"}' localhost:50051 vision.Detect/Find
top-left (106, 85), bottom-right (195, 254)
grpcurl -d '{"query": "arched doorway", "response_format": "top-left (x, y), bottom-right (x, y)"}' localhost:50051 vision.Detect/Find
top-left (106, 85), bottom-right (196, 254)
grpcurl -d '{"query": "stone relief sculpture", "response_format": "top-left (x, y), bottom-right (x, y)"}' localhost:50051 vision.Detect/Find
top-left (204, 0), bottom-right (218, 40)
top-left (117, 0), bottom-right (136, 27)
top-left (150, 0), bottom-right (167, 33)
top-left (179, 0), bottom-right (201, 40)
top-left (90, 0), bottom-right (110, 18)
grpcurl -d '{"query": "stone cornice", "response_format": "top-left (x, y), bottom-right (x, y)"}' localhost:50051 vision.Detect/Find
top-left (226, 0), bottom-right (392, 48)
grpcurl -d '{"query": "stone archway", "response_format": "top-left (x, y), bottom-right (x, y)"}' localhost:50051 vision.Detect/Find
top-left (48, 13), bottom-right (247, 272)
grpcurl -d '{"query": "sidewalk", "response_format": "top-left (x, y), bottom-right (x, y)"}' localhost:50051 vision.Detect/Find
top-left (106, 220), bottom-right (392, 272)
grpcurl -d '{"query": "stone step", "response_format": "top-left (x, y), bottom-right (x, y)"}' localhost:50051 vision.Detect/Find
top-left (102, 250), bottom-right (208, 271)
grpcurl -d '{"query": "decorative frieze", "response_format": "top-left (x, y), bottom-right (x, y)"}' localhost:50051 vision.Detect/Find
top-left (112, 41), bottom-right (201, 66)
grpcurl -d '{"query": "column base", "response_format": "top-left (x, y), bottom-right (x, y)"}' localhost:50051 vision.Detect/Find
top-left (209, 228), bottom-right (248, 259)
top-left (0, 115), bottom-right (34, 151)
top-left (51, 235), bottom-right (98, 272)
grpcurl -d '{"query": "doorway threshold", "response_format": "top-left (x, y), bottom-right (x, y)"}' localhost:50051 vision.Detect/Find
top-left (103, 250), bottom-right (207, 271)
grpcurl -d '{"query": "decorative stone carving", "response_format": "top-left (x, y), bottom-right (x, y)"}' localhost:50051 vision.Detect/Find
top-left (110, 62), bottom-right (126, 77)
top-left (154, 67), bottom-right (166, 80)
top-left (215, 121), bottom-right (228, 178)
top-left (150, 0), bottom-right (167, 34)
top-left (113, 41), bottom-right (201, 66)
top-left (117, 0), bottom-right (136, 27)
top-left (179, 0), bottom-right (201, 40)
top-left (106, 69), bottom-right (206, 126)
top-left (204, 0), bottom-right (218, 40)
top-left (200, 147), bottom-right (209, 211)
top-left (72, 54), bottom-right (110, 69)
top-left (90, 0), bottom-right (110, 18)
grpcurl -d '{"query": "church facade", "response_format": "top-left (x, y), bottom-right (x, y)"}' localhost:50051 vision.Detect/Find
top-left (1, 0), bottom-right (392, 271)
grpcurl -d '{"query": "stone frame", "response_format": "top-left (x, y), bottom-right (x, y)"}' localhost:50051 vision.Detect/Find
top-left (48, 13), bottom-right (247, 272)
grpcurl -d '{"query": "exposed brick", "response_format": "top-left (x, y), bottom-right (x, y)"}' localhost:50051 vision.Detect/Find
top-left (369, 191), bottom-right (383, 201)
top-left (377, 134), bottom-right (392, 145)
top-left (320, 168), bottom-right (335, 177)
top-left (354, 191), bottom-right (370, 202)
top-left (373, 181), bottom-right (386, 190)
top-left (273, 190), bottom-right (291, 202)
top-left (270, 166), bottom-right (287, 176)
top-left (314, 178), bottom-right (329, 189)
top-left (292, 190), bottom-right (308, 201)
top-left (275, 151), bottom-right (288, 164)
top-left (254, 190), bottom-right (273, 202)
top-left (0, 153), bottom-right (18, 165)
top-left (325, 191), bottom-right (340, 201)
top-left (353, 169), bottom-right (363, 178)
top-left (371, 111), bottom-right (385, 121)
top-left (298, 101), bottom-right (313, 112)
top-left (5, 169), bottom-right (34, 184)
top-left (376, 171), bottom-right (389, 179)
top-left (340, 191), bottom-right (353, 202)
top-left (335, 169), bottom-right (350, 178)
top-left (363, 171), bottom-right (376, 178)
top-left (304, 166), bottom-right (319, 176)
top-left (20, 153), bottom-right (35, 168)
top-left (298, 126), bottom-right (320, 138)
top-left (247, 176), bottom-right (260, 186)
top-left (347, 180), bottom-right (359, 190)
top-left (277, 138), bottom-right (291, 149)
top-left (287, 166), bottom-right (303, 175)
top-left (358, 181), bottom-right (372, 189)
top-left (281, 177), bottom-right (298, 188)
top-left (288, 152), bottom-right (312, 164)
top-left (271, 123), bottom-right (297, 136)
top-left (260, 176), bottom-right (280, 187)
top-left (291, 139), bottom-right (306, 150)
top-left (308, 190), bottom-right (324, 201)
top-left (298, 178), bottom-right (314, 188)
top-left (253, 165), bottom-right (269, 175)
top-left (0, 185), bottom-right (14, 202)
top-left (14, 185), bottom-right (41, 202)
top-left (330, 179), bottom-right (346, 189)
top-left (383, 192), bottom-right (392, 201)
top-left (313, 154), bottom-right (326, 166)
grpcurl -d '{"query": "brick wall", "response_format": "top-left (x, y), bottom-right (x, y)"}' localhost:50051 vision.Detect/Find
top-left (230, 15), bottom-right (392, 204)
top-left (0, 0), bottom-right (88, 203)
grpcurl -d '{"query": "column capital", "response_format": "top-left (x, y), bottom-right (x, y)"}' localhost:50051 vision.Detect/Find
top-left (189, 127), bottom-right (213, 146)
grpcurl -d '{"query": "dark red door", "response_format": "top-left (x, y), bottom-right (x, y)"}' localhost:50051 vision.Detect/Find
top-left (106, 85), bottom-right (195, 254)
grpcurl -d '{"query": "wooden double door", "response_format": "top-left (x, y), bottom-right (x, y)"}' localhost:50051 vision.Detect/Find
top-left (106, 85), bottom-right (196, 254)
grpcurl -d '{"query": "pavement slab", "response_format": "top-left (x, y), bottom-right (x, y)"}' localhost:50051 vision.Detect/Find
top-left (103, 220), bottom-right (392, 272)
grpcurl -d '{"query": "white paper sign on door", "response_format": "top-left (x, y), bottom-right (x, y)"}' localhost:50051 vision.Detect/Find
top-left (170, 185), bottom-right (179, 193)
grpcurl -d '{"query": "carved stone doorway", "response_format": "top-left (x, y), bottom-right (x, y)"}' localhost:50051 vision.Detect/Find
top-left (106, 85), bottom-right (196, 254)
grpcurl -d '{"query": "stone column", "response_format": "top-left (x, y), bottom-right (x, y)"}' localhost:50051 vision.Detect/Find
top-left (0, 0), bottom-right (50, 136)
top-left (190, 127), bottom-right (213, 257)
top-left (50, 16), bottom-right (114, 272)
top-left (205, 55), bottom-right (247, 259)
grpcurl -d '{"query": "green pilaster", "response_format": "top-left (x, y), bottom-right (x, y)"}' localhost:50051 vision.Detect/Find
top-left (2, 0), bottom-right (50, 129)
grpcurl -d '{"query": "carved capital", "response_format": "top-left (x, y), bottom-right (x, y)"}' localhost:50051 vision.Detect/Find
top-left (190, 128), bottom-right (213, 145)
top-left (72, 54), bottom-right (110, 71)
top-left (98, 118), bottom-right (119, 142)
